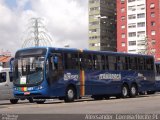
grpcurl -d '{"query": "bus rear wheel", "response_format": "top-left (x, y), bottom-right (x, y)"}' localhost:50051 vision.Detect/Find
top-left (64, 86), bottom-right (76, 103)
top-left (129, 84), bottom-right (138, 98)
top-left (121, 84), bottom-right (129, 98)
top-left (10, 99), bottom-right (18, 104)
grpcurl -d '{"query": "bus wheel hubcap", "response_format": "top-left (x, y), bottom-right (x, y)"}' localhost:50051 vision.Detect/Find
top-left (68, 89), bottom-right (74, 99)
top-left (131, 87), bottom-right (136, 95)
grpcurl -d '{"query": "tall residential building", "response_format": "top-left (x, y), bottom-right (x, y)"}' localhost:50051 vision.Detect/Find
top-left (88, 0), bottom-right (117, 51)
top-left (117, 0), bottom-right (160, 61)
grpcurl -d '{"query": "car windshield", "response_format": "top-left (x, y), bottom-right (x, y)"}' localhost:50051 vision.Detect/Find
top-left (13, 56), bottom-right (45, 85)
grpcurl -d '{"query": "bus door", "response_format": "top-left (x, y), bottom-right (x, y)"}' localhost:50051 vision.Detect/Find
top-left (79, 53), bottom-right (94, 96)
top-left (0, 72), bottom-right (11, 100)
top-left (47, 53), bottom-right (64, 85)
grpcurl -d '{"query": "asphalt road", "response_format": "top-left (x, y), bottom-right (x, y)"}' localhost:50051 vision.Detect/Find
top-left (0, 94), bottom-right (160, 120)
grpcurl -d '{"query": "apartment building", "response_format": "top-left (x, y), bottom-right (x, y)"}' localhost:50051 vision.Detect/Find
top-left (89, 0), bottom-right (117, 51)
top-left (117, 0), bottom-right (160, 61)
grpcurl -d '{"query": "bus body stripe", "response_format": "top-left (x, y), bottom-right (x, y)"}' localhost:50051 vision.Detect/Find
top-left (21, 87), bottom-right (27, 92)
top-left (80, 70), bottom-right (85, 96)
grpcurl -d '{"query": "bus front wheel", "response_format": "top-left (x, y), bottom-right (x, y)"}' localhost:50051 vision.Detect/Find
top-left (64, 86), bottom-right (76, 103)
top-left (10, 99), bottom-right (18, 104)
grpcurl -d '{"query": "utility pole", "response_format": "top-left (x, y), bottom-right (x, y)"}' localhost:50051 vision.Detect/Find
top-left (22, 18), bottom-right (53, 48)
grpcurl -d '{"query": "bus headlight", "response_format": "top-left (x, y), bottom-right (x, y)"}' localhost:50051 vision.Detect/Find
top-left (38, 86), bottom-right (43, 90)
top-left (14, 87), bottom-right (18, 91)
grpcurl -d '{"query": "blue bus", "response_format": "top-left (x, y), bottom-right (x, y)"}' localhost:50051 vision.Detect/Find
top-left (13, 47), bottom-right (156, 103)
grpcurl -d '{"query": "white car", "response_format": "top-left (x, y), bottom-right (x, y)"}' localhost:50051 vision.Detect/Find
top-left (0, 68), bottom-right (33, 104)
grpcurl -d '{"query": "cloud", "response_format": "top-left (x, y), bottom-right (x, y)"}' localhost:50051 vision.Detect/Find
top-left (31, 0), bottom-right (88, 48)
top-left (0, 0), bottom-right (88, 55)
top-left (0, 0), bottom-right (35, 54)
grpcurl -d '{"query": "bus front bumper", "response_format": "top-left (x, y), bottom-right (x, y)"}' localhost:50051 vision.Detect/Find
top-left (14, 87), bottom-right (48, 99)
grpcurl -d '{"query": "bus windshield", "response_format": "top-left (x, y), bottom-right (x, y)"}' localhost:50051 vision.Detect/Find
top-left (14, 56), bottom-right (45, 86)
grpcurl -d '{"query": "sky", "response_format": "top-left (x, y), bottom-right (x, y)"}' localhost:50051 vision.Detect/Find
top-left (0, 0), bottom-right (88, 55)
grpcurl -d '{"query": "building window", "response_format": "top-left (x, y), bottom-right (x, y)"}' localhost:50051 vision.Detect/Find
top-left (121, 42), bottom-right (125, 47)
top-left (137, 40), bottom-right (145, 45)
top-left (89, 43), bottom-right (100, 47)
top-left (121, 16), bottom-right (125, 21)
top-left (150, 3), bottom-right (155, 9)
top-left (121, 25), bottom-right (125, 29)
top-left (137, 31), bottom-right (145, 37)
top-left (121, 8), bottom-right (125, 13)
top-left (151, 30), bottom-right (156, 35)
top-left (151, 12), bottom-right (155, 17)
top-left (128, 32), bottom-right (136, 37)
top-left (129, 50), bottom-right (136, 53)
top-left (151, 39), bottom-right (156, 45)
top-left (89, 29), bottom-right (99, 33)
top-left (89, 36), bottom-right (100, 40)
top-left (128, 23), bottom-right (136, 28)
top-left (89, 7), bottom-right (100, 11)
top-left (89, 0), bottom-right (100, 4)
top-left (151, 21), bottom-right (155, 26)
top-left (121, 0), bottom-right (125, 4)
top-left (151, 49), bottom-right (156, 53)
top-left (128, 5), bottom-right (136, 11)
top-left (137, 22), bottom-right (145, 27)
top-left (128, 14), bottom-right (136, 19)
top-left (121, 33), bottom-right (125, 38)
top-left (89, 21), bottom-right (99, 26)
top-left (129, 41), bottom-right (136, 46)
top-left (137, 4), bottom-right (145, 10)
top-left (137, 13), bottom-right (145, 18)
top-left (128, 0), bottom-right (135, 2)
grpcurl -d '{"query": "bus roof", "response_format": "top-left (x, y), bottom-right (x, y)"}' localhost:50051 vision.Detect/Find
top-left (16, 46), bottom-right (154, 58)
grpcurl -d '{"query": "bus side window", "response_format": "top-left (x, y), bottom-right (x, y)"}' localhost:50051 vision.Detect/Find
top-left (106, 56), bottom-right (109, 70)
top-left (93, 55), bottom-right (102, 70)
top-left (146, 58), bottom-right (154, 70)
top-left (120, 56), bottom-right (126, 70)
top-left (81, 54), bottom-right (93, 70)
top-left (53, 55), bottom-right (58, 70)
top-left (125, 57), bottom-right (129, 70)
top-left (116, 56), bottom-right (125, 70)
top-left (86, 54), bottom-right (93, 70)
top-left (138, 57), bottom-right (144, 70)
top-left (64, 53), bottom-right (79, 70)
top-left (101, 55), bottom-right (105, 70)
top-left (71, 53), bottom-right (79, 69)
top-left (116, 56), bottom-right (121, 70)
top-left (108, 56), bottom-right (116, 70)
top-left (50, 53), bottom-right (63, 71)
top-left (93, 55), bottom-right (98, 70)
top-left (0, 72), bottom-right (6, 83)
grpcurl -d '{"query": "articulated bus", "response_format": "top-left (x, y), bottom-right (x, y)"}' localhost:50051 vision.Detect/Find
top-left (13, 47), bottom-right (156, 103)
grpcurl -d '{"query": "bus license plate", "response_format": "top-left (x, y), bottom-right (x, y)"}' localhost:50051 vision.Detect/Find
top-left (24, 92), bottom-right (30, 95)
